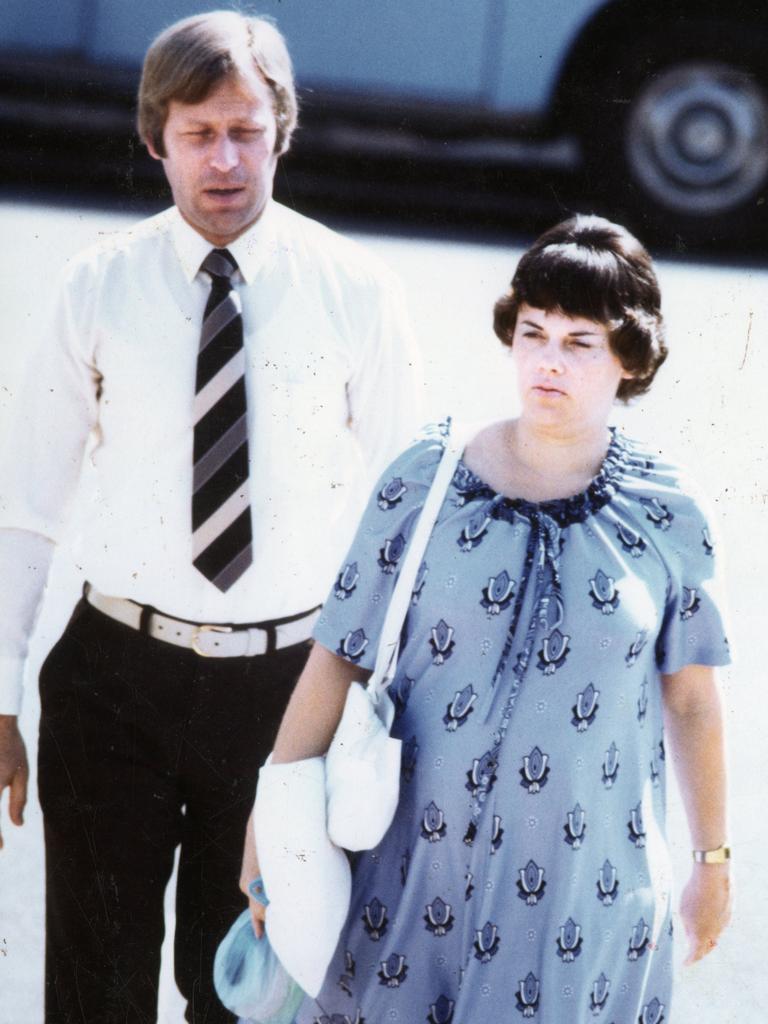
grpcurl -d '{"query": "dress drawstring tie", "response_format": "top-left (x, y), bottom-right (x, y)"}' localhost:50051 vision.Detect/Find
top-left (463, 503), bottom-right (565, 841)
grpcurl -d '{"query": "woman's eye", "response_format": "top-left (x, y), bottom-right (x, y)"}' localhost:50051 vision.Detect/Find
top-left (569, 340), bottom-right (592, 349)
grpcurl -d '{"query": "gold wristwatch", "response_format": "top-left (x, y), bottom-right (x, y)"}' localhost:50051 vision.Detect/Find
top-left (692, 844), bottom-right (731, 864)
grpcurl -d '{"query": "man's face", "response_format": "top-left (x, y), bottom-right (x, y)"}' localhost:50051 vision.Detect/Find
top-left (148, 71), bottom-right (279, 246)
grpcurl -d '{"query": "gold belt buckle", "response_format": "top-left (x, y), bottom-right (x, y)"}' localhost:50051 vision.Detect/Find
top-left (191, 623), bottom-right (234, 657)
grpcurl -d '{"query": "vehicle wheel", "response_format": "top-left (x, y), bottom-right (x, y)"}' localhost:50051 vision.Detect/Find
top-left (581, 29), bottom-right (768, 246)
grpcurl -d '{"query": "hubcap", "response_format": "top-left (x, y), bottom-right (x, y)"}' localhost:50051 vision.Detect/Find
top-left (626, 62), bottom-right (768, 215)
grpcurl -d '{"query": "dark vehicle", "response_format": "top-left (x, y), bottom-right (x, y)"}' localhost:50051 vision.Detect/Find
top-left (1, 0), bottom-right (766, 244)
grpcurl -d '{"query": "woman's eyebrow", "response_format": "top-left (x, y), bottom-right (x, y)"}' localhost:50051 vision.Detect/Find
top-left (520, 319), bottom-right (602, 337)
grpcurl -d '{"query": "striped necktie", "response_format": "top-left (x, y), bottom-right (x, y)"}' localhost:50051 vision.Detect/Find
top-left (192, 248), bottom-right (253, 592)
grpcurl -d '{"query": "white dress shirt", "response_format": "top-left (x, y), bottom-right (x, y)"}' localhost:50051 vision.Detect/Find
top-left (0, 201), bottom-right (421, 713)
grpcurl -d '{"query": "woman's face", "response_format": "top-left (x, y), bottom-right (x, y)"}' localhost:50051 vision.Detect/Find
top-left (510, 304), bottom-right (632, 433)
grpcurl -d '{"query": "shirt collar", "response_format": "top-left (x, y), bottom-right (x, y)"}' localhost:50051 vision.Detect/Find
top-left (169, 200), bottom-right (279, 285)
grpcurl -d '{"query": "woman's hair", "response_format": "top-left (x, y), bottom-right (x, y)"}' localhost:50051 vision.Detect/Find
top-left (137, 10), bottom-right (298, 158)
top-left (493, 215), bottom-right (667, 401)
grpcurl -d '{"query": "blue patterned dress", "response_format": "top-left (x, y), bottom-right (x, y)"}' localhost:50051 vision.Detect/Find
top-left (298, 422), bottom-right (730, 1024)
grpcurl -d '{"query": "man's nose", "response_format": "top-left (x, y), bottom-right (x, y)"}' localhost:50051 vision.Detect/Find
top-left (209, 135), bottom-right (240, 173)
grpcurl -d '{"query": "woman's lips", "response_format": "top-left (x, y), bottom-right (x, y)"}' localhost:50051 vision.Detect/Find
top-left (532, 384), bottom-right (566, 396)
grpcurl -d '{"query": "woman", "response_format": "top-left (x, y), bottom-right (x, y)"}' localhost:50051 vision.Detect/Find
top-left (242, 215), bottom-right (732, 1023)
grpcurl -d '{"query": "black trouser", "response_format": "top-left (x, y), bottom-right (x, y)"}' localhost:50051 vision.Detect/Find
top-left (37, 599), bottom-right (311, 1024)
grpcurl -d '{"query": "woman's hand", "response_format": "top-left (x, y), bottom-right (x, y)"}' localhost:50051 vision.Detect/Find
top-left (239, 811), bottom-right (266, 939)
top-left (679, 862), bottom-right (732, 965)
top-left (661, 666), bottom-right (732, 964)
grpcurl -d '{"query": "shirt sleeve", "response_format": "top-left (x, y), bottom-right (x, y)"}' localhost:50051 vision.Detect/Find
top-left (0, 260), bottom-right (99, 713)
top-left (346, 268), bottom-right (423, 487)
top-left (313, 431), bottom-right (443, 672)
top-left (0, 259), bottom-right (100, 540)
top-left (655, 487), bottom-right (732, 675)
top-left (0, 530), bottom-right (55, 714)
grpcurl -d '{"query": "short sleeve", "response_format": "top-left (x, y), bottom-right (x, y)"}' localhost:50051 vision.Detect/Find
top-left (313, 429), bottom-right (445, 671)
top-left (655, 486), bottom-right (731, 675)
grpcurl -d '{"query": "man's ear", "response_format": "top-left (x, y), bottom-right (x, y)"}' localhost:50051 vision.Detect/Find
top-left (145, 138), bottom-right (164, 162)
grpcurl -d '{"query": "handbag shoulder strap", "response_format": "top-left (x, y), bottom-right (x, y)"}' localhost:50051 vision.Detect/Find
top-left (369, 423), bottom-right (470, 697)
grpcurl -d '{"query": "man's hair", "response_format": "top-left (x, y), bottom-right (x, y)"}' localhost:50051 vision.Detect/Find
top-left (493, 214), bottom-right (667, 401)
top-left (137, 10), bottom-right (298, 158)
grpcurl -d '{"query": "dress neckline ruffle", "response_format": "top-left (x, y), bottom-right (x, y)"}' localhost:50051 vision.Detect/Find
top-left (451, 427), bottom-right (634, 528)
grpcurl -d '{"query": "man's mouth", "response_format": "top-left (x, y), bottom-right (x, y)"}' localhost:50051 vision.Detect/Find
top-left (204, 186), bottom-right (245, 197)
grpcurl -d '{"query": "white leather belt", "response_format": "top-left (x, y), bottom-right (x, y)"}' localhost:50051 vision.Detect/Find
top-left (84, 583), bottom-right (320, 658)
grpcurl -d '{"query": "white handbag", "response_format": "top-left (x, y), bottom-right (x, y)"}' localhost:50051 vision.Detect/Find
top-left (325, 429), bottom-right (467, 851)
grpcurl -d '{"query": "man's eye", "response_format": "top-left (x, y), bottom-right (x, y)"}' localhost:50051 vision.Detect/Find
top-left (569, 340), bottom-right (592, 349)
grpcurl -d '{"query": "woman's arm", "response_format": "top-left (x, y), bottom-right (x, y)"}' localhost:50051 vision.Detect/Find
top-left (271, 643), bottom-right (368, 764)
top-left (240, 642), bottom-right (369, 935)
top-left (661, 663), bottom-right (732, 965)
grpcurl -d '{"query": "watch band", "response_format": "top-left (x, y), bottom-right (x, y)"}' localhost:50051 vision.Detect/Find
top-left (692, 844), bottom-right (731, 864)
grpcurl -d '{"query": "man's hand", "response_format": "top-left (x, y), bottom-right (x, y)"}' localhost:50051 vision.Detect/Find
top-left (239, 810), bottom-right (266, 939)
top-left (0, 715), bottom-right (28, 850)
top-left (680, 862), bottom-right (732, 965)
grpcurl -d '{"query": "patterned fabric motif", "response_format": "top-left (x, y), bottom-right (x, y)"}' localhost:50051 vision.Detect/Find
top-left (301, 422), bottom-right (730, 1024)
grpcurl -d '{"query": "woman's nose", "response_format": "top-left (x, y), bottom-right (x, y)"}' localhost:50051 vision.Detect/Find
top-left (537, 339), bottom-right (565, 373)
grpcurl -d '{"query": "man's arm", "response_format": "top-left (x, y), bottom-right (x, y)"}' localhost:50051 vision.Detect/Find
top-left (0, 528), bottom-right (54, 845)
top-left (662, 663), bottom-right (732, 964)
top-left (348, 269), bottom-right (423, 479)
top-left (0, 529), bottom-right (54, 845)
top-left (0, 260), bottom-right (98, 845)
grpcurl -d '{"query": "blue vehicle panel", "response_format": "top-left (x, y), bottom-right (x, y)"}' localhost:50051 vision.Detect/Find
top-left (1, 0), bottom-right (765, 240)
top-left (1, 0), bottom-right (604, 116)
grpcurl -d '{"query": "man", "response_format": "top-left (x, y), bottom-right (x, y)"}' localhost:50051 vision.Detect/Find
top-left (0, 11), bottom-right (419, 1023)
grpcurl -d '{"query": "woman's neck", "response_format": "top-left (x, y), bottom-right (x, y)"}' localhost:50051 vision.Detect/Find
top-left (508, 418), bottom-right (611, 486)
top-left (464, 418), bottom-right (612, 503)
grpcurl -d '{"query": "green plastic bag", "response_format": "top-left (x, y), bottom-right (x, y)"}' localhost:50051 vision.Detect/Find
top-left (214, 903), bottom-right (305, 1023)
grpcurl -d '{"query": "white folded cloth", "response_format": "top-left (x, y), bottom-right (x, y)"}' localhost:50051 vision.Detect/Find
top-left (254, 755), bottom-right (351, 997)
